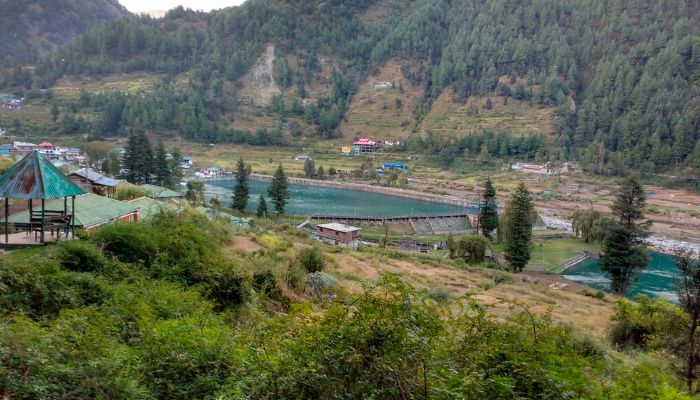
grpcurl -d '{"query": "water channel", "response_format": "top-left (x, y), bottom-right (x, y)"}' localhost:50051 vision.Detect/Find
top-left (561, 252), bottom-right (680, 301)
top-left (206, 179), bottom-right (466, 217)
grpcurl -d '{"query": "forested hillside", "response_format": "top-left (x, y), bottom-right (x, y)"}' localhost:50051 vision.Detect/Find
top-left (0, 0), bottom-right (129, 64)
top-left (1, 0), bottom-right (698, 177)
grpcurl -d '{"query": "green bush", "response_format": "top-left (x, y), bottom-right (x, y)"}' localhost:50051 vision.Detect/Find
top-left (201, 266), bottom-right (250, 309)
top-left (92, 223), bottom-right (158, 267)
top-left (297, 246), bottom-right (325, 273)
top-left (56, 240), bottom-right (106, 272)
top-left (0, 261), bottom-right (107, 319)
top-left (253, 269), bottom-right (279, 297)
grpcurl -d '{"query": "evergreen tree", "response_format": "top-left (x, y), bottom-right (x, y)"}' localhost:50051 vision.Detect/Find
top-left (256, 194), bottom-right (268, 218)
top-left (478, 177), bottom-right (499, 240)
top-left (153, 141), bottom-right (171, 187)
top-left (169, 148), bottom-right (183, 188)
top-left (317, 165), bottom-right (325, 180)
top-left (267, 164), bottom-right (289, 215)
top-left (600, 177), bottom-right (651, 295)
top-left (123, 130), bottom-right (153, 184)
top-left (232, 158), bottom-right (249, 212)
top-left (504, 183), bottom-right (534, 272)
top-left (51, 103), bottom-right (59, 123)
top-left (303, 158), bottom-right (315, 178)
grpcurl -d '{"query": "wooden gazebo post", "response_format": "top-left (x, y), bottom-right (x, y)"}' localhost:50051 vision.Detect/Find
top-left (4, 197), bottom-right (7, 244)
top-left (71, 196), bottom-right (76, 239)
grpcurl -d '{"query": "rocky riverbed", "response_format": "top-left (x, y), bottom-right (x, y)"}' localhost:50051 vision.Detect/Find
top-left (542, 215), bottom-right (700, 255)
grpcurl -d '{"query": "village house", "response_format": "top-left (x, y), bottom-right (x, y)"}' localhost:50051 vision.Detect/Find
top-left (68, 168), bottom-right (120, 198)
top-left (0, 144), bottom-right (13, 157)
top-left (316, 223), bottom-right (361, 248)
top-left (13, 141), bottom-right (37, 155)
top-left (353, 137), bottom-right (378, 153)
top-left (374, 81), bottom-right (393, 89)
top-left (181, 156), bottom-right (193, 169)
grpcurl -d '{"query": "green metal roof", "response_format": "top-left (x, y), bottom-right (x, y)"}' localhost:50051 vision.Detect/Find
top-left (128, 197), bottom-right (179, 221)
top-left (0, 151), bottom-right (85, 199)
top-left (7, 193), bottom-right (137, 229)
top-left (140, 184), bottom-right (183, 199)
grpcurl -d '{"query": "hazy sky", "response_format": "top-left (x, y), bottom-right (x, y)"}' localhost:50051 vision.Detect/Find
top-left (120, 0), bottom-right (246, 13)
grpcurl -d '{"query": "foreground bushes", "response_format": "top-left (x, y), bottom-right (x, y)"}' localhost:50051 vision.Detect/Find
top-left (0, 213), bottom-right (691, 399)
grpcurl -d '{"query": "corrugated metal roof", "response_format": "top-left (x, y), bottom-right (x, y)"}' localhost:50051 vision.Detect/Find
top-left (7, 193), bottom-right (137, 229)
top-left (71, 168), bottom-right (120, 187)
top-left (140, 184), bottom-right (183, 199)
top-left (128, 197), bottom-right (178, 221)
top-left (0, 151), bottom-right (85, 199)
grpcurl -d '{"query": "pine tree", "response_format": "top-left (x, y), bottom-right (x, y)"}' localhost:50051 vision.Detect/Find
top-left (267, 164), bottom-right (289, 215)
top-left (317, 165), bottom-right (325, 180)
top-left (232, 158), bottom-right (249, 212)
top-left (478, 177), bottom-right (499, 240)
top-left (256, 194), bottom-right (268, 218)
top-left (124, 130), bottom-right (153, 184)
top-left (303, 158), bottom-right (315, 178)
top-left (600, 177), bottom-right (651, 295)
top-left (154, 141), bottom-right (171, 187)
top-left (504, 183), bottom-right (534, 272)
top-left (169, 148), bottom-right (183, 188)
top-left (51, 103), bottom-right (59, 123)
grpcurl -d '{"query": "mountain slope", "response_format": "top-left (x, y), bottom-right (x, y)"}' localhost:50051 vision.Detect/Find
top-left (1, 0), bottom-right (698, 179)
top-left (0, 0), bottom-right (129, 64)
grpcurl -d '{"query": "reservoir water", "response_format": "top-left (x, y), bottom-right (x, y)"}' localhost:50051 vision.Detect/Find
top-left (561, 252), bottom-right (680, 302)
top-left (206, 179), bottom-right (465, 217)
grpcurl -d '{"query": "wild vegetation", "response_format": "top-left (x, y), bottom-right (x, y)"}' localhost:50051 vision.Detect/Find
top-left (0, 211), bottom-right (694, 399)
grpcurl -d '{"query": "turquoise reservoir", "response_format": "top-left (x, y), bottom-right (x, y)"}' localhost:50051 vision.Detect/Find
top-left (561, 252), bottom-right (680, 301)
top-left (206, 180), bottom-right (465, 217)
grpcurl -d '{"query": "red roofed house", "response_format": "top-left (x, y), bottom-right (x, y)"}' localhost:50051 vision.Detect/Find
top-left (352, 137), bottom-right (378, 153)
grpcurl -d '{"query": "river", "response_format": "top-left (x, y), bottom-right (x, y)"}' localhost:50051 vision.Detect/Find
top-left (561, 252), bottom-right (680, 302)
top-left (205, 179), bottom-right (466, 217)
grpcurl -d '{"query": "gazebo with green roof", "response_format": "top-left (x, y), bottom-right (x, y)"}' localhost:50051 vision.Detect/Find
top-left (0, 150), bottom-right (85, 243)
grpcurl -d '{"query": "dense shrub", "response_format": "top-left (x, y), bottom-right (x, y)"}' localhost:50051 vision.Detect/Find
top-left (0, 261), bottom-right (106, 319)
top-left (92, 222), bottom-right (158, 267)
top-left (201, 266), bottom-right (251, 309)
top-left (253, 269), bottom-right (279, 297)
top-left (56, 239), bottom-right (106, 272)
top-left (297, 246), bottom-right (325, 273)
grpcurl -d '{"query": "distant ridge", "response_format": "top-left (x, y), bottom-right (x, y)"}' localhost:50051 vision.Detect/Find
top-left (0, 0), bottom-right (130, 64)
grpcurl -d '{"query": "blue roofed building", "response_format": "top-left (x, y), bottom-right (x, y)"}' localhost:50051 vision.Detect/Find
top-left (68, 168), bottom-right (120, 199)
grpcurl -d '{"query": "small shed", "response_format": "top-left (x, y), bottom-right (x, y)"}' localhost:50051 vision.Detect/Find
top-left (128, 197), bottom-right (181, 221)
top-left (69, 168), bottom-right (120, 198)
top-left (316, 223), bottom-right (361, 247)
top-left (0, 151), bottom-right (85, 243)
top-left (140, 184), bottom-right (184, 201)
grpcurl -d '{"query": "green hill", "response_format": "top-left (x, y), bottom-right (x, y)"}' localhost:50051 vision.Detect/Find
top-left (0, 0), bottom-right (698, 178)
top-left (0, 0), bottom-right (129, 64)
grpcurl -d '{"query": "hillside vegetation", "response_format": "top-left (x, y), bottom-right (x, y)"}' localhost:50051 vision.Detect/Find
top-left (0, 211), bottom-right (692, 399)
top-left (0, 0), bottom-right (129, 64)
top-left (0, 0), bottom-right (698, 178)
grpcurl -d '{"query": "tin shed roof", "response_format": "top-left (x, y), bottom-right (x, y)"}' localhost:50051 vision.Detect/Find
top-left (140, 184), bottom-right (183, 199)
top-left (7, 193), bottom-right (137, 229)
top-left (0, 151), bottom-right (85, 199)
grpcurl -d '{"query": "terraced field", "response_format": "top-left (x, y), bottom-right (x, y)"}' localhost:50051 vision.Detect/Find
top-left (419, 87), bottom-right (554, 137)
